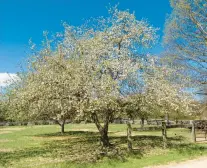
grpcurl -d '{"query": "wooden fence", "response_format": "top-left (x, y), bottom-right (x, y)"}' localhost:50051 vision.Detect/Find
top-left (191, 120), bottom-right (207, 142)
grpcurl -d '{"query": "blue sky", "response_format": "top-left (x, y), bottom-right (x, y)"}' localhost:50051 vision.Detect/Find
top-left (0, 0), bottom-right (171, 82)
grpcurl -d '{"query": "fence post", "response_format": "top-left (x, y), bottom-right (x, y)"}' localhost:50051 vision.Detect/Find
top-left (162, 121), bottom-right (167, 149)
top-left (127, 121), bottom-right (132, 152)
top-left (191, 120), bottom-right (196, 143)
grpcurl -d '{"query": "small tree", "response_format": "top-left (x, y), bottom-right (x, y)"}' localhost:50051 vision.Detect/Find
top-left (123, 56), bottom-right (195, 123)
top-left (6, 48), bottom-right (87, 133)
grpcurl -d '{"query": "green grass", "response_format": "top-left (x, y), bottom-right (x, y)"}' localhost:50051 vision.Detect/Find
top-left (0, 124), bottom-right (206, 168)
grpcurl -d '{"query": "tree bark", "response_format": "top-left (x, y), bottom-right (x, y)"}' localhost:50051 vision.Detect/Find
top-left (61, 122), bottom-right (65, 134)
top-left (54, 119), bottom-right (65, 134)
top-left (175, 118), bottom-right (178, 125)
top-left (100, 126), bottom-right (110, 147)
top-left (165, 113), bottom-right (170, 126)
top-left (141, 118), bottom-right (145, 129)
top-left (91, 112), bottom-right (110, 147)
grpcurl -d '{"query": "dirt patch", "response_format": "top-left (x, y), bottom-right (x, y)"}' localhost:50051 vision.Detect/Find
top-left (146, 157), bottom-right (207, 168)
top-left (113, 132), bottom-right (126, 136)
top-left (196, 138), bottom-right (207, 143)
top-left (0, 148), bottom-right (13, 152)
top-left (33, 136), bottom-right (78, 141)
top-left (71, 128), bottom-right (95, 132)
top-left (0, 139), bottom-right (13, 142)
top-left (0, 127), bottom-right (25, 131)
top-left (18, 157), bottom-right (65, 168)
top-left (0, 131), bottom-right (12, 134)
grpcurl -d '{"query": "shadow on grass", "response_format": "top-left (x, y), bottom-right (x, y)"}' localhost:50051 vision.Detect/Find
top-left (110, 135), bottom-right (185, 148)
top-left (0, 131), bottom-right (101, 166)
top-left (1, 131), bottom-right (206, 167)
top-left (36, 131), bottom-right (100, 137)
top-left (0, 147), bottom-right (50, 166)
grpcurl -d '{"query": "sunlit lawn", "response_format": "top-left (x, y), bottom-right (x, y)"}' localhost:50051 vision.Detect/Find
top-left (0, 124), bottom-right (207, 168)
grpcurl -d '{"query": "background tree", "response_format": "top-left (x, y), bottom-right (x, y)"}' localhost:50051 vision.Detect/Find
top-left (6, 46), bottom-right (88, 133)
top-left (143, 57), bottom-right (194, 122)
top-left (122, 55), bottom-right (194, 125)
top-left (0, 97), bottom-right (6, 122)
top-left (163, 0), bottom-right (207, 97)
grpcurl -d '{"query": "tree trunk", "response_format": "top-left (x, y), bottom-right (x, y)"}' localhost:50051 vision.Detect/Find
top-left (53, 118), bottom-right (66, 134)
top-left (92, 113), bottom-right (110, 147)
top-left (61, 122), bottom-right (65, 134)
top-left (56, 119), bottom-right (65, 134)
top-left (165, 113), bottom-right (170, 126)
top-left (132, 119), bottom-right (135, 124)
top-left (100, 126), bottom-right (110, 147)
top-left (175, 118), bottom-right (178, 125)
top-left (141, 118), bottom-right (145, 129)
top-left (156, 120), bottom-right (159, 126)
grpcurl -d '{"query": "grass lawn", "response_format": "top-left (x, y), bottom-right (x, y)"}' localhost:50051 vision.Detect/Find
top-left (0, 124), bottom-right (206, 168)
